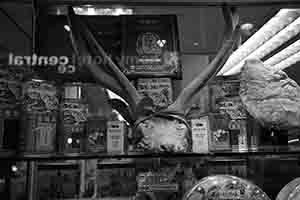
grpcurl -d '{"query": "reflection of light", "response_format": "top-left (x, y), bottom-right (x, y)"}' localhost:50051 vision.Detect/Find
top-left (288, 139), bottom-right (299, 143)
top-left (240, 23), bottom-right (255, 36)
top-left (115, 8), bottom-right (125, 16)
top-left (107, 89), bottom-right (128, 106)
top-left (87, 7), bottom-right (97, 15)
top-left (67, 138), bottom-right (73, 144)
top-left (31, 79), bottom-right (44, 82)
top-left (64, 25), bottom-right (70, 32)
top-left (241, 23), bottom-right (255, 31)
top-left (112, 109), bottom-right (126, 122)
top-left (157, 40), bottom-right (167, 47)
top-left (193, 42), bottom-right (199, 46)
top-left (12, 165), bottom-right (18, 172)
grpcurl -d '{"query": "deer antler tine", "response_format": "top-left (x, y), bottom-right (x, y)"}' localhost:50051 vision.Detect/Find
top-left (80, 22), bottom-right (141, 108)
top-left (67, 7), bottom-right (141, 116)
top-left (166, 5), bottom-right (241, 114)
top-left (67, 11), bottom-right (132, 104)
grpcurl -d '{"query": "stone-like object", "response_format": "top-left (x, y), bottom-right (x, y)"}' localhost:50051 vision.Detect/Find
top-left (239, 59), bottom-right (300, 130)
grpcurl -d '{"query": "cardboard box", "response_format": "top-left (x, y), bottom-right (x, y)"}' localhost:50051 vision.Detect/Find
top-left (136, 78), bottom-right (173, 110)
top-left (107, 121), bottom-right (127, 155)
top-left (199, 114), bottom-right (231, 152)
top-left (190, 118), bottom-right (209, 153)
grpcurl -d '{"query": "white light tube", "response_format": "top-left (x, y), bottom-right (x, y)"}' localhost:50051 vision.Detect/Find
top-left (271, 50), bottom-right (300, 71)
top-left (218, 9), bottom-right (300, 76)
top-left (264, 38), bottom-right (300, 67)
top-left (223, 15), bottom-right (300, 76)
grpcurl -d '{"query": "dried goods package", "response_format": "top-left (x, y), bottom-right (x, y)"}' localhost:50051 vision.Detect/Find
top-left (239, 59), bottom-right (300, 130)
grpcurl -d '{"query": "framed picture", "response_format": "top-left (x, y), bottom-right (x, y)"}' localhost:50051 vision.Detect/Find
top-left (121, 15), bottom-right (182, 78)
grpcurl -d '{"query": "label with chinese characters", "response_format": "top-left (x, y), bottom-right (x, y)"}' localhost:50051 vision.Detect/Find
top-left (137, 78), bottom-right (173, 109)
top-left (191, 118), bottom-right (209, 153)
top-left (107, 121), bottom-right (126, 154)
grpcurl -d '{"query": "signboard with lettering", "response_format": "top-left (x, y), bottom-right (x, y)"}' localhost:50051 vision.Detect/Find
top-left (121, 15), bottom-right (181, 78)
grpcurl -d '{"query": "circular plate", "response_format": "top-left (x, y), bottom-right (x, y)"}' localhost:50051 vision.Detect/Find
top-left (276, 178), bottom-right (300, 200)
top-left (183, 175), bottom-right (271, 200)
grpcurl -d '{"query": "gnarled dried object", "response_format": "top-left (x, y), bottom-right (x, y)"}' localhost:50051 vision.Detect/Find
top-left (240, 59), bottom-right (300, 130)
top-left (66, 6), bottom-right (241, 152)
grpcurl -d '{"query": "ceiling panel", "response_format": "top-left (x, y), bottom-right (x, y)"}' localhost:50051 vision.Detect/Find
top-left (0, 3), bottom-right (284, 56)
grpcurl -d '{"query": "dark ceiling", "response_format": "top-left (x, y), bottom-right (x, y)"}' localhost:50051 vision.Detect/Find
top-left (2, 2), bottom-right (300, 84)
top-left (0, 2), bottom-right (280, 55)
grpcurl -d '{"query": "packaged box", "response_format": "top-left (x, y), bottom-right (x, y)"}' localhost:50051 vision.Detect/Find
top-left (229, 120), bottom-right (248, 152)
top-left (209, 78), bottom-right (240, 112)
top-left (198, 85), bottom-right (210, 114)
top-left (107, 121), bottom-right (127, 155)
top-left (199, 114), bottom-right (231, 152)
top-left (190, 118), bottom-right (209, 153)
top-left (87, 116), bottom-right (107, 153)
top-left (136, 78), bottom-right (173, 110)
top-left (216, 97), bottom-right (247, 120)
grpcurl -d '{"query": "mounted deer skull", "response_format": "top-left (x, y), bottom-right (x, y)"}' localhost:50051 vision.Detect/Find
top-left (66, 6), bottom-right (241, 152)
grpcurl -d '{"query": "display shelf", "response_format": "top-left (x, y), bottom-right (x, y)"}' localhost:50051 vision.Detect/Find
top-left (0, 147), bottom-right (300, 161)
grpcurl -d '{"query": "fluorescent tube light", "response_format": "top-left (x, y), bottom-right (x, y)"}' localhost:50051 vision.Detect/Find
top-left (271, 50), bottom-right (300, 71)
top-left (264, 38), bottom-right (300, 67)
top-left (218, 9), bottom-right (300, 76)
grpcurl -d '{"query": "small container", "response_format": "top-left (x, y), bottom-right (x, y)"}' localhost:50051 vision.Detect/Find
top-left (22, 79), bottom-right (59, 113)
top-left (106, 121), bottom-right (127, 155)
top-left (62, 82), bottom-right (85, 101)
top-left (200, 114), bottom-right (231, 152)
top-left (60, 100), bottom-right (88, 154)
top-left (86, 116), bottom-right (107, 153)
top-left (19, 112), bottom-right (57, 153)
top-left (229, 120), bottom-right (249, 152)
top-left (20, 79), bottom-right (58, 154)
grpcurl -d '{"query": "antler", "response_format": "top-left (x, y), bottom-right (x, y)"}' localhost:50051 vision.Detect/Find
top-left (66, 7), bottom-right (141, 120)
top-left (165, 6), bottom-right (241, 114)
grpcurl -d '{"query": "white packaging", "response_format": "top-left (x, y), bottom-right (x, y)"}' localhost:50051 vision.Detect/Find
top-left (191, 118), bottom-right (209, 153)
top-left (107, 121), bottom-right (126, 154)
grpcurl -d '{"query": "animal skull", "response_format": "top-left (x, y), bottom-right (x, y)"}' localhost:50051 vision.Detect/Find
top-left (67, 6), bottom-right (241, 152)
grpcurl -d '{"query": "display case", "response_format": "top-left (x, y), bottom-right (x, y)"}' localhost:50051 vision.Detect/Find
top-left (1, 1), bottom-right (300, 200)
